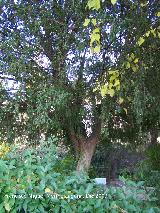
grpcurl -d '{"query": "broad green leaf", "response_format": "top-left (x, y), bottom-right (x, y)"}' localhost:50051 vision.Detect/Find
top-left (4, 203), bottom-right (11, 212)
top-left (0, 204), bottom-right (5, 213)
top-left (83, 19), bottom-right (90, 27)
top-left (137, 37), bottom-right (145, 46)
top-left (111, 0), bottom-right (117, 5)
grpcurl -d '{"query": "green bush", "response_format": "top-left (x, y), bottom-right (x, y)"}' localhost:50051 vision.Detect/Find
top-left (146, 144), bottom-right (160, 171)
top-left (0, 139), bottom-right (159, 213)
top-left (134, 144), bottom-right (160, 206)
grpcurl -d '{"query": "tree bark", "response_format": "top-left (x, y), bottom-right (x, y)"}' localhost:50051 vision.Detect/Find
top-left (150, 128), bottom-right (158, 145)
top-left (76, 138), bottom-right (98, 172)
top-left (64, 105), bottom-right (101, 173)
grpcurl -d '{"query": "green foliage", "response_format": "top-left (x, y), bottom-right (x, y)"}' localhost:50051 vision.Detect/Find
top-left (146, 144), bottom-right (160, 171)
top-left (0, 140), bottom-right (159, 212)
top-left (134, 145), bottom-right (160, 206)
top-left (134, 161), bottom-right (160, 207)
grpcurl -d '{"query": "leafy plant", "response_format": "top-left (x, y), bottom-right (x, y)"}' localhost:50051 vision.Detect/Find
top-left (146, 144), bottom-right (160, 171)
top-left (134, 145), bottom-right (160, 206)
top-left (0, 139), bottom-right (159, 212)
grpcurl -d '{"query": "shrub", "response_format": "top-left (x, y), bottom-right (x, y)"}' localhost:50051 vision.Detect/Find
top-left (134, 144), bottom-right (160, 206)
top-left (146, 144), bottom-right (160, 171)
top-left (0, 139), bottom-right (159, 212)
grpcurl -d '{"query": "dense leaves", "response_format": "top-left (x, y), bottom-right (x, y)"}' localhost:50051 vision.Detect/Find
top-left (0, 140), bottom-right (159, 213)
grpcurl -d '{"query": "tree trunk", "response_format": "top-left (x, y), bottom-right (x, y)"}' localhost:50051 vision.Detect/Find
top-left (65, 108), bottom-right (101, 173)
top-left (150, 128), bottom-right (158, 145)
top-left (76, 138), bottom-right (98, 172)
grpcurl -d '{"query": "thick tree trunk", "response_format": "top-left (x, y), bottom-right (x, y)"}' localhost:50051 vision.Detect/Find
top-left (76, 138), bottom-right (98, 172)
top-left (65, 106), bottom-right (101, 172)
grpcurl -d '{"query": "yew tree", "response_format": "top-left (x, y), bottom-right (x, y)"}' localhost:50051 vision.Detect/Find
top-left (0, 0), bottom-right (159, 171)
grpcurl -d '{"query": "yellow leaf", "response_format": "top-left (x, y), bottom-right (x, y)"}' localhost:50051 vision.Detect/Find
top-left (145, 31), bottom-right (150, 37)
top-left (91, 19), bottom-right (97, 26)
top-left (107, 88), bottom-right (115, 97)
top-left (158, 32), bottom-right (160, 39)
top-left (114, 79), bottom-right (120, 87)
top-left (134, 58), bottom-right (138, 63)
top-left (119, 97), bottom-right (124, 104)
top-left (87, 0), bottom-right (100, 10)
top-left (116, 84), bottom-right (120, 91)
top-left (126, 62), bottom-right (131, 69)
top-left (128, 56), bottom-right (132, 62)
top-left (124, 108), bottom-right (128, 114)
top-left (156, 12), bottom-right (160, 17)
top-left (90, 46), bottom-right (94, 53)
top-left (93, 45), bottom-right (100, 53)
top-left (137, 37), bottom-right (145, 46)
top-left (140, 3), bottom-right (147, 7)
top-left (132, 65), bottom-right (137, 72)
top-left (111, 0), bottom-right (117, 5)
top-left (93, 28), bottom-right (100, 34)
top-left (83, 19), bottom-right (90, 27)
top-left (93, 88), bottom-right (98, 92)
top-left (151, 29), bottom-right (156, 37)
top-left (90, 33), bottom-right (100, 43)
top-left (110, 75), bottom-right (117, 82)
top-left (108, 82), bottom-right (114, 89)
top-left (131, 53), bottom-right (135, 59)
top-left (108, 70), bottom-right (119, 75)
top-left (100, 85), bottom-right (107, 97)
